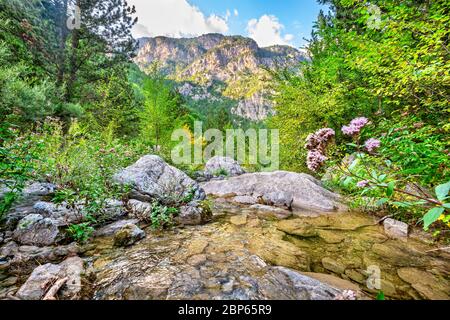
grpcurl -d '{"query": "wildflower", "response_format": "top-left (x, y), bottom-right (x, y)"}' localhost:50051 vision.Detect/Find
top-left (342, 117), bottom-right (369, 136)
top-left (357, 180), bottom-right (370, 188)
top-left (307, 150), bottom-right (327, 172)
top-left (305, 128), bottom-right (335, 152)
top-left (365, 138), bottom-right (381, 153)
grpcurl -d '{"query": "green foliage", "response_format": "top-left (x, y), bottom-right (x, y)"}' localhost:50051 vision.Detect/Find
top-left (139, 66), bottom-right (192, 156)
top-left (180, 187), bottom-right (196, 204)
top-left (66, 222), bottom-right (95, 244)
top-left (213, 168), bottom-right (229, 177)
top-left (376, 291), bottom-right (385, 300)
top-left (0, 123), bottom-right (42, 218)
top-left (149, 201), bottom-right (179, 230)
top-left (269, 0), bottom-right (449, 173)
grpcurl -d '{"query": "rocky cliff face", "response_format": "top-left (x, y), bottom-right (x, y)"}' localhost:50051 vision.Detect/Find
top-left (134, 34), bottom-right (307, 121)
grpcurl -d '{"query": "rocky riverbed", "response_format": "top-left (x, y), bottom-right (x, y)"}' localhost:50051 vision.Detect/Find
top-left (0, 156), bottom-right (449, 300)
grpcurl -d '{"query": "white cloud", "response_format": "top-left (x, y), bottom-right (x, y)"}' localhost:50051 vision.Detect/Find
top-left (247, 15), bottom-right (294, 47)
top-left (234, 9), bottom-right (239, 17)
top-left (128, 0), bottom-right (229, 39)
top-left (225, 9), bottom-right (231, 21)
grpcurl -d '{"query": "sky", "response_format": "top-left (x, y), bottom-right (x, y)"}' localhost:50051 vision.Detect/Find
top-left (127, 0), bottom-right (328, 49)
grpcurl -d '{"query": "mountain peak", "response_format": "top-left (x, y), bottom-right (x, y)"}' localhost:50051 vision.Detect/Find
top-left (134, 34), bottom-right (307, 121)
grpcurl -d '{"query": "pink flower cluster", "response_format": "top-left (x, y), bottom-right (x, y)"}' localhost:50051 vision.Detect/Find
top-left (342, 117), bottom-right (369, 136)
top-left (357, 180), bottom-right (370, 188)
top-left (305, 128), bottom-right (335, 172)
top-left (365, 138), bottom-right (381, 153)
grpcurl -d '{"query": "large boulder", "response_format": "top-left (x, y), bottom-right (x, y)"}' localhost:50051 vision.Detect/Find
top-left (1, 242), bottom-right (80, 275)
top-left (12, 214), bottom-right (60, 246)
top-left (176, 201), bottom-right (212, 225)
top-left (114, 155), bottom-right (205, 204)
top-left (201, 171), bottom-right (344, 212)
top-left (15, 256), bottom-right (84, 300)
top-left (204, 156), bottom-right (245, 177)
top-left (33, 199), bottom-right (125, 227)
top-left (113, 224), bottom-right (145, 247)
top-left (2, 182), bottom-right (57, 230)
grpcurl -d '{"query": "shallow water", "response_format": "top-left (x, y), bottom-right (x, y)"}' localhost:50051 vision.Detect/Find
top-left (82, 201), bottom-right (450, 300)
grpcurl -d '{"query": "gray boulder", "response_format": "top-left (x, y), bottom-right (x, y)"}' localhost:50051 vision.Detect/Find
top-left (2, 242), bottom-right (80, 275)
top-left (176, 201), bottom-right (212, 225)
top-left (201, 171), bottom-right (344, 212)
top-left (269, 266), bottom-right (342, 300)
top-left (2, 182), bottom-right (57, 230)
top-left (15, 256), bottom-right (84, 300)
top-left (94, 219), bottom-right (140, 237)
top-left (384, 218), bottom-right (408, 240)
top-left (33, 200), bottom-right (125, 227)
top-left (204, 156), bottom-right (245, 177)
top-left (13, 214), bottom-right (60, 246)
top-left (114, 155), bottom-right (205, 204)
top-left (113, 224), bottom-right (145, 247)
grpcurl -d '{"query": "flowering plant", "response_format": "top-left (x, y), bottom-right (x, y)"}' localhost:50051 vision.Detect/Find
top-left (305, 117), bottom-right (450, 231)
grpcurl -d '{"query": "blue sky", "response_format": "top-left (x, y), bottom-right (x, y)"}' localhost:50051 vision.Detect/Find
top-left (190, 0), bottom-right (326, 47)
top-left (128, 0), bottom-right (327, 49)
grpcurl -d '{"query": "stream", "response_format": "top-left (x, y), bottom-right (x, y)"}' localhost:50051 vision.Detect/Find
top-left (80, 200), bottom-right (450, 300)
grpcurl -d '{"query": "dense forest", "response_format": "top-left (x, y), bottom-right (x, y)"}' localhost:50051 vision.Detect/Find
top-left (0, 0), bottom-right (449, 242)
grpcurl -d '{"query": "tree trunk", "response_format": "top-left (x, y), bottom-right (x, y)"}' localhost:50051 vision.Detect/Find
top-left (56, 0), bottom-right (69, 87)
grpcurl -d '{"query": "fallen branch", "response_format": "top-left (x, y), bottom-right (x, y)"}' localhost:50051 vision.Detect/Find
top-left (43, 277), bottom-right (69, 300)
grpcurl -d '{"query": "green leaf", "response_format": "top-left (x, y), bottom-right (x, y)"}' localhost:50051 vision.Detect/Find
top-left (348, 159), bottom-right (358, 172)
top-left (423, 207), bottom-right (445, 229)
top-left (378, 174), bottom-right (387, 182)
top-left (386, 182), bottom-right (395, 198)
top-left (376, 291), bottom-right (385, 300)
top-left (376, 198), bottom-right (389, 206)
top-left (391, 201), bottom-right (413, 208)
top-left (435, 182), bottom-right (450, 202)
top-left (342, 176), bottom-right (354, 188)
top-left (442, 203), bottom-right (450, 209)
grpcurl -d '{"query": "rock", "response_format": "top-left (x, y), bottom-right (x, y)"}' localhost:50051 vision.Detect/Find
top-left (322, 257), bottom-right (346, 274)
top-left (15, 263), bottom-right (61, 300)
top-left (260, 191), bottom-right (293, 209)
top-left (201, 171), bottom-right (343, 212)
top-left (204, 156), bottom-right (246, 177)
top-left (4, 242), bottom-right (80, 275)
top-left (33, 202), bottom-right (78, 226)
top-left (114, 155), bottom-right (205, 204)
top-left (317, 230), bottom-right (345, 244)
top-left (301, 272), bottom-right (361, 293)
top-left (113, 224), bottom-right (145, 247)
top-left (94, 219), bottom-right (140, 237)
top-left (186, 254), bottom-right (207, 266)
top-left (397, 267), bottom-right (449, 300)
top-left (16, 256), bottom-right (84, 300)
top-left (230, 214), bottom-right (247, 226)
top-left (344, 269), bottom-right (367, 284)
top-left (248, 235), bottom-right (311, 271)
top-left (383, 218), bottom-right (408, 240)
top-left (127, 199), bottom-right (152, 220)
top-left (250, 204), bottom-right (293, 220)
top-left (176, 201), bottom-right (212, 225)
top-left (231, 195), bottom-right (258, 205)
top-left (33, 200), bottom-right (125, 227)
top-left (22, 182), bottom-right (56, 197)
top-left (371, 242), bottom-right (427, 267)
top-left (277, 220), bottom-right (318, 238)
top-left (3, 182), bottom-right (57, 230)
top-left (13, 214), bottom-right (60, 246)
top-left (268, 267), bottom-right (341, 300)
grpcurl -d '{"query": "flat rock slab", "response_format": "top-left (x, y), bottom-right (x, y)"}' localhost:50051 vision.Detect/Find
top-left (201, 171), bottom-right (344, 212)
top-left (15, 256), bottom-right (84, 300)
